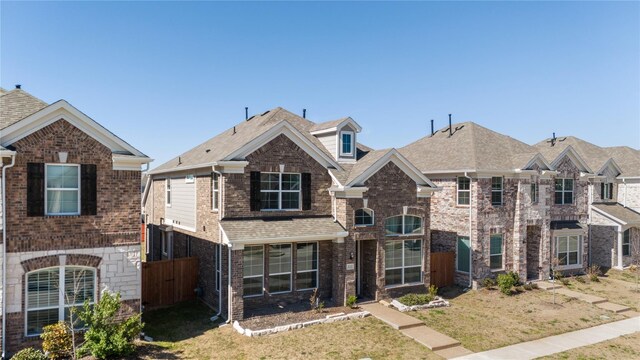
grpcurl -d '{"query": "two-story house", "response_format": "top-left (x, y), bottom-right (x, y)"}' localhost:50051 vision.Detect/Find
top-left (143, 108), bottom-right (437, 321)
top-left (534, 137), bottom-right (640, 271)
top-left (0, 87), bottom-right (150, 356)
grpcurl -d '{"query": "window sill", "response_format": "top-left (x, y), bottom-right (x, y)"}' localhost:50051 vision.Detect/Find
top-left (385, 234), bottom-right (425, 237)
top-left (260, 209), bottom-right (302, 212)
top-left (456, 270), bottom-right (470, 274)
top-left (490, 268), bottom-right (505, 273)
top-left (354, 224), bottom-right (374, 228)
top-left (243, 293), bottom-right (264, 299)
top-left (384, 282), bottom-right (424, 289)
top-left (556, 264), bottom-right (582, 271)
top-left (268, 290), bottom-right (292, 295)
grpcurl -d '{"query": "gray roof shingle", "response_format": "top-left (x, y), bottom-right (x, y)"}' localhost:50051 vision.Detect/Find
top-left (592, 203), bottom-right (640, 225)
top-left (0, 88), bottom-right (48, 129)
top-left (220, 216), bottom-right (347, 242)
top-left (533, 136), bottom-right (613, 174)
top-left (603, 146), bottom-right (640, 178)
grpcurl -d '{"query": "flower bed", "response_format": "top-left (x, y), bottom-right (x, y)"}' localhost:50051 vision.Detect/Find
top-left (233, 311), bottom-right (371, 337)
top-left (391, 296), bottom-right (450, 312)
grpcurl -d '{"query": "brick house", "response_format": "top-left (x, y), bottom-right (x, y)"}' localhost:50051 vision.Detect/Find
top-left (534, 137), bottom-right (640, 271)
top-left (0, 87), bottom-right (151, 356)
top-left (143, 108), bottom-right (437, 320)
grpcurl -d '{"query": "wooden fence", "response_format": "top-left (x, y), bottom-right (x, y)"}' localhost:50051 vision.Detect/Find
top-left (430, 252), bottom-right (455, 288)
top-left (141, 257), bottom-right (199, 309)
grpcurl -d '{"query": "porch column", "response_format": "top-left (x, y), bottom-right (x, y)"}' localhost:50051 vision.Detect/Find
top-left (617, 228), bottom-right (624, 270)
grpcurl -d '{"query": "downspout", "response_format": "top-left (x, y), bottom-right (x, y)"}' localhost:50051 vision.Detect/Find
top-left (623, 178), bottom-right (627, 208)
top-left (210, 243), bottom-right (223, 322)
top-left (617, 224), bottom-right (623, 270)
top-left (464, 172), bottom-right (473, 289)
top-left (227, 246), bottom-right (232, 323)
top-left (2, 154), bottom-right (16, 360)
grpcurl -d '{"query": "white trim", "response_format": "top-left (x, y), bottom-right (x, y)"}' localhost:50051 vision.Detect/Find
top-left (457, 176), bottom-right (471, 206)
top-left (347, 149), bottom-right (437, 188)
top-left (489, 233), bottom-right (504, 271)
top-left (259, 172), bottom-right (302, 211)
top-left (596, 158), bottom-right (623, 177)
top-left (309, 117), bottom-right (363, 135)
top-left (339, 130), bottom-right (355, 157)
top-left (243, 245), bottom-right (265, 298)
top-left (112, 155), bottom-right (153, 171)
top-left (554, 235), bottom-right (583, 270)
top-left (268, 243), bottom-right (293, 294)
top-left (165, 178), bottom-right (172, 207)
top-left (384, 214), bottom-right (424, 236)
top-left (554, 178), bottom-right (575, 205)
top-left (354, 208), bottom-right (375, 227)
top-left (44, 163), bottom-right (81, 216)
top-left (590, 205), bottom-right (635, 226)
top-left (550, 146), bottom-right (592, 173)
top-left (384, 239), bottom-right (423, 287)
top-left (1, 100), bottom-right (147, 158)
top-left (491, 176), bottom-right (503, 206)
top-left (296, 242), bottom-right (319, 291)
top-left (222, 232), bottom-right (350, 246)
top-left (212, 172), bottom-right (220, 211)
top-left (521, 153), bottom-right (552, 171)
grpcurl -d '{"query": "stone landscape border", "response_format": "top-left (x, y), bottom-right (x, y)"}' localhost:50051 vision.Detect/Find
top-left (390, 296), bottom-right (450, 312)
top-left (233, 311), bottom-right (371, 337)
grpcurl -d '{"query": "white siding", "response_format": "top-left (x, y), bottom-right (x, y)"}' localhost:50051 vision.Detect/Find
top-left (166, 176), bottom-right (196, 231)
top-left (317, 132), bottom-right (337, 160)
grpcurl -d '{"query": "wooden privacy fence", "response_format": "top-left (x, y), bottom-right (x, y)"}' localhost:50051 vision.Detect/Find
top-left (142, 257), bottom-right (199, 309)
top-left (430, 252), bottom-right (455, 288)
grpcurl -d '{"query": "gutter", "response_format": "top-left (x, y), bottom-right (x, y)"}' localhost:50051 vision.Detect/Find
top-left (464, 171), bottom-right (473, 289)
top-left (2, 152), bottom-right (16, 359)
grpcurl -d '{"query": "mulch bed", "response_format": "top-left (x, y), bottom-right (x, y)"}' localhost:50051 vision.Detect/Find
top-left (239, 301), bottom-right (361, 331)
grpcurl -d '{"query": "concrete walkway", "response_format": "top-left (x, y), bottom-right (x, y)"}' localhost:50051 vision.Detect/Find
top-left (452, 316), bottom-right (640, 360)
top-left (361, 303), bottom-right (473, 358)
top-left (536, 280), bottom-right (633, 314)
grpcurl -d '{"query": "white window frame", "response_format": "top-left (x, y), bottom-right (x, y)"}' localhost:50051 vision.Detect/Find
top-left (212, 172), bottom-right (220, 211)
top-left (491, 177), bottom-right (503, 206)
top-left (489, 234), bottom-right (504, 271)
top-left (457, 177), bottom-right (471, 206)
top-left (185, 174), bottom-right (195, 184)
top-left (622, 229), bottom-right (630, 256)
top-left (384, 215), bottom-right (423, 236)
top-left (260, 172), bottom-right (301, 211)
top-left (243, 245), bottom-right (264, 298)
top-left (25, 266), bottom-right (97, 336)
top-left (215, 244), bottom-right (221, 293)
top-left (555, 235), bottom-right (582, 270)
top-left (339, 130), bottom-right (355, 156)
top-left (601, 182), bottom-right (613, 200)
top-left (296, 242), bottom-right (319, 291)
top-left (44, 164), bottom-right (81, 216)
top-left (456, 236), bottom-right (471, 273)
top-left (354, 208), bottom-right (375, 227)
top-left (268, 243), bottom-right (292, 294)
top-left (555, 178), bottom-right (574, 205)
top-left (166, 178), bottom-right (172, 207)
top-left (161, 231), bottom-right (172, 258)
top-left (384, 239), bottom-right (423, 287)
top-left (531, 182), bottom-right (539, 204)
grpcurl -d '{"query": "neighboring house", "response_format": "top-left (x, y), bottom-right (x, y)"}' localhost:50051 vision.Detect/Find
top-left (143, 107), bottom-right (436, 320)
top-left (534, 137), bottom-right (640, 270)
top-left (0, 87), bottom-right (151, 356)
top-left (401, 121), bottom-right (564, 287)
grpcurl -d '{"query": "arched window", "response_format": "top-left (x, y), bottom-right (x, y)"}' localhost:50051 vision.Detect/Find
top-left (354, 208), bottom-right (374, 226)
top-left (26, 266), bottom-right (96, 335)
top-left (385, 215), bottom-right (423, 236)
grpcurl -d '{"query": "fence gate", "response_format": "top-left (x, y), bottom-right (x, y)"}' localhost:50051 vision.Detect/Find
top-left (430, 252), bottom-right (455, 288)
top-left (142, 257), bottom-right (199, 308)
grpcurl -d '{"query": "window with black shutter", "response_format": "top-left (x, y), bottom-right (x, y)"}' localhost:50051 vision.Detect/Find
top-left (250, 171), bottom-right (261, 211)
top-left (302, 173), bottom-right (311, 210)
top-left (27, 163), bottom-right (45, 216)
top-left (81, 164), bottom-right (97, 215)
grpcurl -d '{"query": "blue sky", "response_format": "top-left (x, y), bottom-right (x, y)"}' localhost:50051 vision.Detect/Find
top-left (1, 1), bottom-right (638, 168)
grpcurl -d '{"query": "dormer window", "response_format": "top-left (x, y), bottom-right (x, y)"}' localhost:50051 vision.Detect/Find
top-left (340, 131), bottom-right (354, 156)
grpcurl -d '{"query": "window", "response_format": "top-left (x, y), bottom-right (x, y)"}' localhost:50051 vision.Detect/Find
top-left (457, 236), bottom-right (470, 273)
top-left (623, 229), bottom-right (630, 256)
top-left (260, 173), bottom-right (301, 210)
top-left (186, 235), bottom-right (192, 257)
top-left (555, 178), bottom-right (574, 205)
top-left (384, 215), bottom-right (423, 236)
top-left (457, 177), bottom-right (470, 205)
top-left (161, 232), bottom-right (167, 256)
top-left (45, 164), bottom-right (80, 215)
top-left (185, 174), bottom-right (195, 184)
top-left (166, 178), bottom-right (172, 206)
top-left (340, 131), bottom-right (354, 156)
top-left (243, 245), bottom-right (264, 297)
top-left (385, 240), bottom-right (422, 286)
top-left (269, 244), bottom-right (292, 293)
top-left (491, 177), bottom-right (503, 206)
top-left (556, 235), bottom-right (581, 267)
top-left (26, 267), bottom-right (96, 336)
top-left (531, 182), bottom-right (539, 204)
top-left (354, 208), bottom-right (374, 226)
top-left (296, 242), bottom-right (318, 290)
top-left (601, 182), bottom-right (614, 201)
top-left (490, 234), bottom-right (503, 270)
top-left (212, 173), bottom-right (220, 210)
top-left (215, 244), bottom-right (221, 293)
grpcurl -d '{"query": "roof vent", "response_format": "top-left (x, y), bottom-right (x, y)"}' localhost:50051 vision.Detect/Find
top-left (303, 109), bottom-right (307, 119)
top-left (430, 119), bottom-right (435, 137)
top-left (15, 84), bottom-right (21, 89)
top-left (448, 114), bottom-right (453, 137)
top-left (245, 107), bottom-right (249, 120)
top-left (547, 132), bottom-right (566, 147)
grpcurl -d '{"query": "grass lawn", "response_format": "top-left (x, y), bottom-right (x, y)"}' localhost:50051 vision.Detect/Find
top-left (408, 287), bottom-right (626, 352)
top-left (539, 333), bottom-right (640, 360)
top-left (603, 268), bottom-right (640, 286)
top-left (563, 276), bottom-right (640, 311)
top-left (139, 301), bottom-right (439, 359)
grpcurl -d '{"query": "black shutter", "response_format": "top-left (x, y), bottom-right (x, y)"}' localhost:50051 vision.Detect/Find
top-left (81, 164), bottom-right (97, 215)
top-left (27, 163), bottom-right (45, 217)
top-left (601, 183), bottom-right (605, 199)
top-left (250, 171), bottom-right (261, 211)
top-left (302, 173), bottom-right (312, 210)
top-left (608, 183), bottom-right (613, 200)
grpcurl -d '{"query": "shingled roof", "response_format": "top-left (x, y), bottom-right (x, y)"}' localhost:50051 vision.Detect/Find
top-left (400, 122), bottom-right (544, 173)
top-left (603, 146), bottom-right (640, 178)
top-left (0, 88), bottom-right (48, 129)
top-left (533, 136), bottom-right (616, 174)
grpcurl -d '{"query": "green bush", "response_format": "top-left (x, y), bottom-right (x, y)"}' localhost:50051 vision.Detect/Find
top-left (575, 276), bottom-right (586, 283)
top-left (41, 321), bottom-right (72, 360)
top-left (346, 295), bottom-right (358, 308)
top-left (523, 283), bottom-right (533, 291)
top-left (497, 273), bottom-right (517, 295)
top-left (11, 348), bottom-right (47, 360)
top-left (482, 277), bottom-right (497, 289)
top-left (587, 265), bottom-right (601, 282)
top-left (398, 293), bottom-right (434, 306)
top-left (428, 285), bottom-right (438, 299)
top-left (78, 292), bottom-right (144, 359)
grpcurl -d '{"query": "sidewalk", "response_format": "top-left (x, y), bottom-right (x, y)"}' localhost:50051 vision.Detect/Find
top-left (452, 316), bottom-right (640, 360)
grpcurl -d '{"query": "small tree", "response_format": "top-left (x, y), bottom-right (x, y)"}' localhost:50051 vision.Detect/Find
top-left (78, 291), bottom-right (143, 359)
top-left (551, 257), bottom-right (561, 305)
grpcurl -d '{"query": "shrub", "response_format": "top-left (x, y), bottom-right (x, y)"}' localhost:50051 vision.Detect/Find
top-left (523, 283), bottom-right (533, 291)
top-left (41, 321), bottom-right (72, 360)
top-left (346, 294), bottom-right (358, 308)
top-left (575, 276), bottom-right (586, 283)
top-left (587, 265), bottom-right (601, 282)
top-left (316, 301), bottom-right (325, 313)
top-left (560, 277), bottom-right (571, 286)
top-left (428, 285), bottom-right (438, 299)
top-left (515, 285), bottom-right (525, 293)
top-left (482, 278), bottom-right (497, 289)
top-left (530, 282), bottom-right (539, 289)
top-left (398, 293), bottom-right (434, 306)
top-left (507, 271), bottom-right (521, 286)
top-left (309, 288), bottom-right (320, 310)
top-left (497, 273), bottom-right (517, 295)
top-left (78, 292), bottom-right (143, 359)
top-left (11, 348), bottom-right (47, 360)
top-left (553, 270), bottom-right (564, 283)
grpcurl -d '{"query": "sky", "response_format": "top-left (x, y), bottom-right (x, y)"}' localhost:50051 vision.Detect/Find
top-left (1, 1), bottom-right (639, 168)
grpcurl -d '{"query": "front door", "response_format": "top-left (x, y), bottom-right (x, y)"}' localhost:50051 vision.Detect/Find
top-left (357, 240), bottom-right (376, 300)
top-left (526, 225), bottom-right (542, 280)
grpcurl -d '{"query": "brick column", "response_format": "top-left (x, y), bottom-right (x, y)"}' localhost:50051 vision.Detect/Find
top-left (230, 248), bottom-right (244, 320)
top-left (344, 237), bottom-right (356, 301)
top-left (331, 240), bottom-right (346, 305)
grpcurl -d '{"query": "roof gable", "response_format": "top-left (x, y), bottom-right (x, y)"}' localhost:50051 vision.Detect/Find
top-left (310, 117), bottom-right (362, 135)
top-left (549, 146), bottom-right (592, 173)
top-left (345, 149), bottom-right (436, 188)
